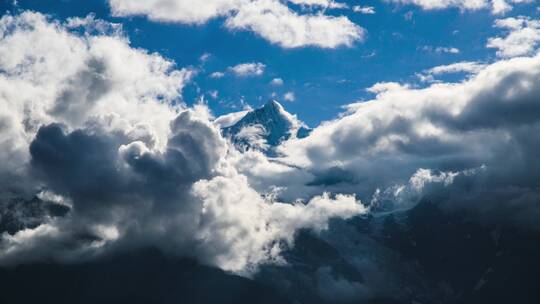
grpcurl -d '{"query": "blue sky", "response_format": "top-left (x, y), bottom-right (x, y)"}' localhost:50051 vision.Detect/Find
top-left (2, 0), bottom-right (538, 125)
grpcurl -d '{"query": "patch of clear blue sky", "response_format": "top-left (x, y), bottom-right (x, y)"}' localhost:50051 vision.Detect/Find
top-left (1, 0), bottom-right (539, 126)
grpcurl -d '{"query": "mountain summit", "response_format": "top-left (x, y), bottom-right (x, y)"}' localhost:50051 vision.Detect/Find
top-left (221, 100), bottom-right (310, 153)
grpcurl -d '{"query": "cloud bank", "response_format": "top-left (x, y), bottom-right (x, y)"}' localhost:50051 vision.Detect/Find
top-left (275, 49), bottom-right (540, 227)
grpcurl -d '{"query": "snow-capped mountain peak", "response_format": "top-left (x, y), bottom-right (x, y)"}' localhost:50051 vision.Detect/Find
top-left (220, 99), bottom-right (310, 153)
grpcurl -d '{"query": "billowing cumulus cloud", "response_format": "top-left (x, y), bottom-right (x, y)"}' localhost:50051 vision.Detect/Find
top-left (276, 52), bottom-right (540, 228)
top-left (108, 0), bottom-right (364, 48)
top-left (192, 177), bottom-right (364, 272)
top-left (0, 11), bottom-right (366, 273)
top-left (224, 0), bottom-right (363, 48)
top-left (0, 11), bottom-right (190, 197)
top-left (487, 16), bottom-right (540, 57)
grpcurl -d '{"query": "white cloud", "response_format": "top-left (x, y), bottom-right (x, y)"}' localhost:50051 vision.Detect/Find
top-left (210, 71), bottom-right (225, 78)
top-left (283, 91), bottom-right (296, 101)
top-left (366, 82), bottom-right (409, 94)
top-left (417, 61), bottom-right (486, 82)
top-left (437, 46), bottom-right (460, 54)
top-left (109, 0), bottom-right (245, 24)
top-left (408, 168), bottom-right (457, 191)
top-left (487, 16), bottom-right (540, 57)
top-left (387, 0), bottom-right (532, 15)
top-left (108, 0), bottom-right (364, 48)
top-left (235, 124), bottom-right (271, 151)
top-left (225, 0), bottom-right (364, 48)
top-left (388, 0), bottom-right (488, 11)
top-left (192, 175), bottom-right (365, 273)
top-left (426, 61), bottom-right (486, 75)
top-left (208, 90), bottom-right (219, 99)
top-left (368, 167), bottom-right (477, 212)
top-left (353, 5), bottom-right (376, 14)
top-left (213, 110), bottom-right (250, 128)
top-left (0, 11), bottom-right (191, 159)
top-left (491, 0), bottom-right (513, 14)
top-left (270, 77), bottom-right (284, 86)
top-left (422, 45), bottom-right (460, 54)
top-left (491, 0), bottom-right (533, 14)
top-left (229, 62), bottom-right (266, 76)
top-left (288, 0), bottom-right (348, 9)
top-left (65, 13), bottom-right (122, 35)
top-left (199, 52), bottom-right (211, 62)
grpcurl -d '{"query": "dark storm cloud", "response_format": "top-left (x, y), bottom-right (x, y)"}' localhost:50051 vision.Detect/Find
top-left (2, 107), bottom-right (228, 263)
top-left (28, 110), bottom-right (225, 211)
top-left (30, 124), bottom-right (126, 208)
